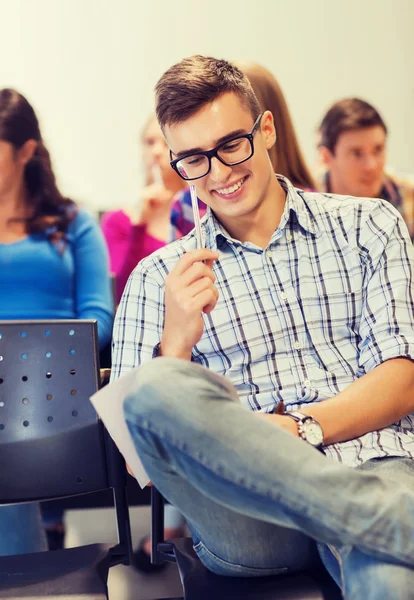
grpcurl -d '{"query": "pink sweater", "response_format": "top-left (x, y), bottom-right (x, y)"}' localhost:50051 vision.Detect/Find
top-left (101, 210), bottom-right (168, 303)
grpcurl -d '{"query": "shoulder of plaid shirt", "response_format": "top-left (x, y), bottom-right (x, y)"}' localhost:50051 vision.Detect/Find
top-left (112, 175), bottom-right (414, 468)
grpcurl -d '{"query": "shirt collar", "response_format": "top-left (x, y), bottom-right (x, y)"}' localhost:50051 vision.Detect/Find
top-left (203, 174), bottom-right (318, 250)
top-left (277, 175), bottom-right (319, 237)
top-left (202, 175), bottom-right (319, 250)
top-left (323, 170), bottom-right (402, 209)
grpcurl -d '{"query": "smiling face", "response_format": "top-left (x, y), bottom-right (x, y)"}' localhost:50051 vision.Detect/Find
top-left (165, 92), bottom-right (279, 234)
top-left (321, 125), bottom-right (387, 198)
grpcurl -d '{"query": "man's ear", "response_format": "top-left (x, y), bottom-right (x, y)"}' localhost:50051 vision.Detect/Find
top-left (17, 139), bottom-right (37, 166)
top-left (319, 145), bottom-right (334, 168)
top-left (261, 110), bottom-right (276, 151)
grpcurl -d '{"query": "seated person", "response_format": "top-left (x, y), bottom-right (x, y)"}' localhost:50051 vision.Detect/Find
top-left (318, 97), bottom-right (414, 240)
top-left (102, 115), bottom-right (186, 302)
top-left (112, 56), bottom-right (414, 599)
top-left (0, 88), bottom-right (113, 555)
top-left (170, 60), bottom-right (315, 238)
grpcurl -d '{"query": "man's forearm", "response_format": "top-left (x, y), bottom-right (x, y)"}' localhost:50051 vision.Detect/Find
top-left (301, 358), bottom-right (414, 445)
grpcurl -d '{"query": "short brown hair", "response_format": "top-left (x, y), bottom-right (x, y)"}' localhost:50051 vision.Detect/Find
top-left (318, 98), bottom-right (387, 154)
top-left (155, 55), bottom-right (261, 130)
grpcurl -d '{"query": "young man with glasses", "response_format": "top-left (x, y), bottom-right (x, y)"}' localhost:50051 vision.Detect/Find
top-left (112, 56), bottom-right (414, 598)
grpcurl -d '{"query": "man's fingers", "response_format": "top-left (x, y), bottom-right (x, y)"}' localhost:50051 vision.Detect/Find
top-left (187, 277), bottom-right (217, 299)
top-left (200, 288), bottom-right (219, 314)
top-left (174, 249), bottom-right (219, 276)
top-left (179, 262), bottom-right (216, 288)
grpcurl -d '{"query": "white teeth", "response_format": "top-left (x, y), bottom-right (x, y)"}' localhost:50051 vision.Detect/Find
top-left (216, 177), bottom-right (245, 195)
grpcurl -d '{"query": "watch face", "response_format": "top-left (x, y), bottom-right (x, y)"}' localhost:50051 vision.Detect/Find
top-left (303, 421), bottom-right (323, 446)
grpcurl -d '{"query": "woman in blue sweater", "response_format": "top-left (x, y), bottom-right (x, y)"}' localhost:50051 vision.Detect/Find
top-left (0, 88), bottom-right (113, 555)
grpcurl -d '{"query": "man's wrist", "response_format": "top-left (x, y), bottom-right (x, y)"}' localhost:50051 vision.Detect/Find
top-left (157, 339), bottom-right (192, 361)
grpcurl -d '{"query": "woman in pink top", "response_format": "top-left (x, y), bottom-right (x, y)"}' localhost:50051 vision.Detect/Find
top-left (102, 115), bottom-right (185, 302)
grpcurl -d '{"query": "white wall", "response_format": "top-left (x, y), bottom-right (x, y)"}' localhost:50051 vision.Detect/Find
top-left (0, 0), bottom-right (413, 211)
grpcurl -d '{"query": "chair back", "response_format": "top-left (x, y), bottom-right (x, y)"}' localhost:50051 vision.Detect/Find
top-left (0, 320), bottom-right (115, 503)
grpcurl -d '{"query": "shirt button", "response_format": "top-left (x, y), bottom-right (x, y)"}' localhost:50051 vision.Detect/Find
top-left (294, 341), bottom-right (301, 350)
top-left (286, 233), bottom-right (293, 241)
top-left (280, 291), bottom-right (287, 301)
top-left (304, 379), bottom-right (311, 387)
top-left (266, 250), bottom-right (272, 259)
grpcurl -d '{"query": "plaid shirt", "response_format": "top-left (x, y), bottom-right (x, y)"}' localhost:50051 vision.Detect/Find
top-left (321, 171), bottom-right (414, 242)
top-left (112, 176), bottom-right (414, 467)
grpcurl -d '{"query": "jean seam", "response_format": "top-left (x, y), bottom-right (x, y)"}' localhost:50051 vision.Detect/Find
top-left (126, 414), bottom-right (412, 566)
top-left (327, 544), bottom-right (347, 597)
top-left (193, 539), bottom-right (289, 576)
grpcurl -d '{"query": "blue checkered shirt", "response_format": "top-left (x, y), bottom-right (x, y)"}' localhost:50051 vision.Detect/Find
top-left (112, 176), bottom-right (414, 467)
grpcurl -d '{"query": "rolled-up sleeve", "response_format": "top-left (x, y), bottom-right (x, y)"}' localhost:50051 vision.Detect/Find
top-left (358, 202), bottom-right (414, 373)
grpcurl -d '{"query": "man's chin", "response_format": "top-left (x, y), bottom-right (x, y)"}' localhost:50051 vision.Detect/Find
top-left (356, 181), bottom-right (383, 199)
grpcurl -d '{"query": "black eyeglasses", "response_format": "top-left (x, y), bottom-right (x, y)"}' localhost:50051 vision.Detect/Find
top-left (170, 114), bottom-right (263, 181)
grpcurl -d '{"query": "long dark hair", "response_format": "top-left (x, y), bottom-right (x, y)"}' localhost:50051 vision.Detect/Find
top-left (236, 62), bottom-right (316, 190)
top-left (0, 88), bottom-right (76, 244)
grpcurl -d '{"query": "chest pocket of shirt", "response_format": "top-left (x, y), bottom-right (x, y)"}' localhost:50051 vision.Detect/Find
top-left (312, 289), bottom-right (362, 330)
top-left (306, 288), bottom-right (363, 375)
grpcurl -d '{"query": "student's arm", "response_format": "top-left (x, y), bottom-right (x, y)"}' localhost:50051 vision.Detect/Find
top-left (110, 264), bottom-right (165, 381)
top-left (299, 358), bottom-right (414, 444)
top-left (71, 211), bottom-right (114, 349)
top-left (268, 203), bottom-right (414, 444)
top-left (116, 224), bottom-right (150, 303)
top-left (111, 248), bottom-right (219, 381)
top-left (101, 211), bottom-right (149, 302)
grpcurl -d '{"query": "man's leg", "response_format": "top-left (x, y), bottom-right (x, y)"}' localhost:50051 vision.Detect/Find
top-left (142, 448), bottom-right (320, 576)
top-left (318, 458), bottom-right (414, 600)
top-left (319, 544), bottom-right (414, 600)
top-left (124, 358), bottom-right (414, 568)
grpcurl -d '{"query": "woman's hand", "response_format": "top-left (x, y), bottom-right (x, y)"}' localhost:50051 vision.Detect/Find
top-left (130, 184), bottom-right (175, 225)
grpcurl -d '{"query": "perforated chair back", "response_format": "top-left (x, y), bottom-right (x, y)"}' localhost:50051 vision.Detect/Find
top-left (0, 320), bottom-right (113, 504)
top-left (0, 320), bottom-right (132, 598)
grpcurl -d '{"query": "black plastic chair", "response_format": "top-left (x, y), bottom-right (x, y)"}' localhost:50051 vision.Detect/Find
top-left (150, 484), bottom-right (344, 599)
top-left (0, 319), bottom-right (133, 599)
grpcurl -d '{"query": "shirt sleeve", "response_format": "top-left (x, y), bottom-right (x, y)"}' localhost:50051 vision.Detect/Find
top-left (110, 264), bottom-right (165, 381)
top-left (70, 210), bottom-right (114, 349)
top-left (358, 201), bottom-right (414, 373)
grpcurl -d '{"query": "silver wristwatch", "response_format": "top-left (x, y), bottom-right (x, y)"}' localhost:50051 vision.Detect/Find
top-left (285, 411), bottom-right (324, 449)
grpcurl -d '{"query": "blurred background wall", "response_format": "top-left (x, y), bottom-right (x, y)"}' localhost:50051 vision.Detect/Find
top-left (1, 0), bottom-right (412, 210)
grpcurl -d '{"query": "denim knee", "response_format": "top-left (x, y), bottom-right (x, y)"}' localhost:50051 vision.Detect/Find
top-left (123, 357), bottom-right (204, 424)
top-left (123, 358), bottom-right (175, 416)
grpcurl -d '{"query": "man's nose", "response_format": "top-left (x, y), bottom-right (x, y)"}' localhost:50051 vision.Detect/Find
top-left (209, 156), bottom-right (233, 183)
top-left (363, 154), bottom-right (379, 170)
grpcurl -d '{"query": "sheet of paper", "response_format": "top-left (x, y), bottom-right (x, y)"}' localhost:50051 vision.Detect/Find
top-left (90, 361), bottom-right (241, 489)
top-left (90, 368), bottom-right (150, 488)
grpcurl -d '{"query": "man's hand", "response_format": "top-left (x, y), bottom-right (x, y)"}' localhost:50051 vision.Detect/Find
top-left (161, 249), bottom-right (219, 360)
top-left (256, 413), bottom-right (300, 437)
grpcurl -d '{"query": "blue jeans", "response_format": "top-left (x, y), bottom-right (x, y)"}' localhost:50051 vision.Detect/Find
top-left (124, 358), bottom-right (414, 599)
top-left (0, 503), bottom-right (47, 556)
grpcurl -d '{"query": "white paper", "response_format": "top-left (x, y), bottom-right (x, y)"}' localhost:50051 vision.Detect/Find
top-left (90, 362), bottom-right (241, 489)
top-left (90, 368), bottom-right (151, 488)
